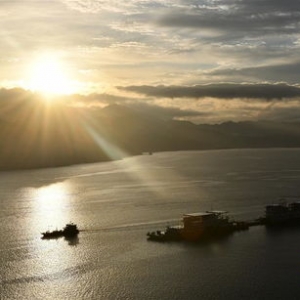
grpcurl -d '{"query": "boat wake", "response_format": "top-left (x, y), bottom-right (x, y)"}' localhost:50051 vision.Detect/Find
top-left (82, 219), bottom-right (181, 233)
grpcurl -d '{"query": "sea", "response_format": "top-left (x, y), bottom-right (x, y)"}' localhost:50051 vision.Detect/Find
top-left (1, 148), bottom-right (300, 300)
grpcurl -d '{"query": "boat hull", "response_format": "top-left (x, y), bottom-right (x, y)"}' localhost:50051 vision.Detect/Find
top-left (41, 224), bottom-right (79, 239)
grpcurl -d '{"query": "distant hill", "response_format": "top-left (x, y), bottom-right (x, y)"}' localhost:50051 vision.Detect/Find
top-left (0, 103), bottom-right (300, 170)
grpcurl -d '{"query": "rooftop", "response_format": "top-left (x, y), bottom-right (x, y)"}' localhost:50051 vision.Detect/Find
top-left (183, 212), bottom-right (214, 218)
top-left (207, 210), bottom-right (228, 214)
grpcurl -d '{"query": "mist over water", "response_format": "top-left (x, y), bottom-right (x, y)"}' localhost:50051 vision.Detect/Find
top-left (1, 149), bottom-right (300, 299)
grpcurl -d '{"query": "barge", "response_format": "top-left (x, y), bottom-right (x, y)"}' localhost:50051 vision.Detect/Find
top-left (147, 201), bottom-right (300, 242)
top-left (147, 211), bottom-right (249, 242)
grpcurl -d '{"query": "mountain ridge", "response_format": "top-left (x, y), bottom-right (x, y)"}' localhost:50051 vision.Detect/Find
top-left (0, 104), bottom-right (299, 170)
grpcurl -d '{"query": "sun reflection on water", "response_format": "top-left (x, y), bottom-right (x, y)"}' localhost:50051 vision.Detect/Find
top-left (27, 182), bottom-right (80, 288)
top-left (33, 182), bottom-right (71, 231)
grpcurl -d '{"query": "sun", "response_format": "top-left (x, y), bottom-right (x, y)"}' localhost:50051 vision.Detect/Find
top-left (26, 54), bottom-right (75, 95)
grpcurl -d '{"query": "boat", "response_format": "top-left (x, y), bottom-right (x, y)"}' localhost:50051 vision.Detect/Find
top-left (265, 200), bottom-right (300, 226)
top-left (41, 223), bottom-right (79, 239)
top-left (147, 211), bottom-right (249, 242)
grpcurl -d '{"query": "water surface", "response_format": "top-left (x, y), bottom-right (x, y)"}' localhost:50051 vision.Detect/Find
top-left (1, 149), bottom-right (300, 299)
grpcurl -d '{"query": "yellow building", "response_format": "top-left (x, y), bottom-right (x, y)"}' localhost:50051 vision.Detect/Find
top-left (181, 211), bottom-right (229, 241)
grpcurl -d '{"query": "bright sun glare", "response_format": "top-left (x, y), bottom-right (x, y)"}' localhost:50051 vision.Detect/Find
top-left (27, 54), bottom-right (75, 95)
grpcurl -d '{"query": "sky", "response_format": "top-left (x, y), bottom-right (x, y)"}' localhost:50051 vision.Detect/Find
top-left (1, 0), bottom-right (300, 123)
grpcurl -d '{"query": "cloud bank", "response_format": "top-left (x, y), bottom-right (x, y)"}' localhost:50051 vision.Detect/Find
top-left (119, 83), bottom-right (300, 100)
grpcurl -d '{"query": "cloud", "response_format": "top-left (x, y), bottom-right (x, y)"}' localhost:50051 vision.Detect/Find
top-left (257, 103), bottom-right (300, 122)
top-left (63, 92), bottom-right (133, 106)
top-left (158, 0), bottom-right (300, 41)
top-left (127, 102), bottom-right (206, 119)
top-left (61, 0), bottom-right (175, 14)
top-left (0, 88), bottom-right (38, 106)
top-left (2, 0), bottom-right (300, 126)
top-left (59, 92), bottom-right (208, 120)
top-left (119, 83), bottom-right (300, 100)
top-left (1, 87), bottom-right (300, 124)
top-left (0, 88), bottom-right (44, 121)
top-left (0, 88), bottom-right (207, 124)
top-left (62, 0), bottom-right (125, 13)
top-left (207, 62), bottom-right (300, 84)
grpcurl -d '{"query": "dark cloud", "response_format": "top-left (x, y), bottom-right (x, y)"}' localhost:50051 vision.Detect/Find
top-left (1, 88), bottom-right (300, 124)
top-left (257, 105), bottom-right (300, 122)
top-left (0, 88), bottom-right (39, 117)
top-left (0, 88), bottom-right (35, 101)
top-left (0, 88), bottom-right (207, 124)
top-left (119, 83), bottom-right (300, 100)
top-left (208, 62), bottom-right (300, 84)
top-left (0, 88), bottom-right (135, 110)
top-left (63, 93), bottom-right (133, 105)
top-left (158, 0), bottom-right (300, 41)
top-left (63, 93), bottom-right (205, 119)
top-left (127, 102), bottom-right (206, 120)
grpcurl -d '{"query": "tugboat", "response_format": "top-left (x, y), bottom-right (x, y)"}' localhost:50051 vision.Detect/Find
top-left (41, 223), bottom-right (79, 239)
top-left (147, 211), bottom-right (249, 242)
